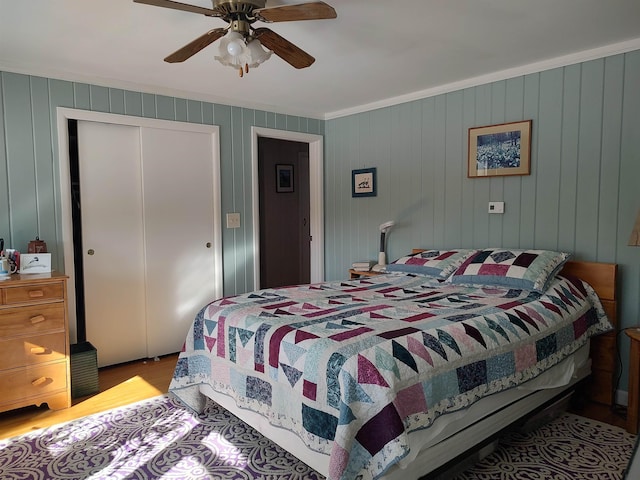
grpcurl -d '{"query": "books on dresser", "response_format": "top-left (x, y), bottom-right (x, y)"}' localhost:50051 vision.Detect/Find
top-left (351, 260), bottom-right (375, 271)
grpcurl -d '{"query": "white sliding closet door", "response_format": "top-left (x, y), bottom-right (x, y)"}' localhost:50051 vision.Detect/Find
top-left (141, 127), bottom-right (218, 358)
top-left (77, 121), bottom-right (147, 367)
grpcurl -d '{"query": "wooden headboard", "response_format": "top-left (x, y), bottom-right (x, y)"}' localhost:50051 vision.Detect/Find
top-left (411, 249), bottom-right (618, 405)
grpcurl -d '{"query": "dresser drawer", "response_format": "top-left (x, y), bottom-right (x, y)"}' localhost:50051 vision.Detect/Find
top-left (0, 304), bottom-right (66, 338)
top-left (2, 282), bottom-right (65, 305)
top-left (0, 362), bottom-right (68, 407)
top-left (0, 332), bottom-right (67, 369)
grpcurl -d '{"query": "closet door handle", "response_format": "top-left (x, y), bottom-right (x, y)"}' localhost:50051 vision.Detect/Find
top-left (206, 242), bottom-right (211, 248)
top-left (87, 249), bottom-right (95, 255)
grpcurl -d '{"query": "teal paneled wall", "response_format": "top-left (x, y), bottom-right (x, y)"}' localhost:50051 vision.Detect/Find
top-left (325, 50), bottom-right (640, 394)
top-left (0, 72), bottom-right (324, 297)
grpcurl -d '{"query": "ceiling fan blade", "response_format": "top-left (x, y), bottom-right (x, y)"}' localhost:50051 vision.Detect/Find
top-left (133, 0), bottom-right (220, 17)
top-left (255, 1), bottom-right (337, 22)
top-left (254, 28), bottom-right (315, 69)
top-left (164, 28), bottom-right (227, 63)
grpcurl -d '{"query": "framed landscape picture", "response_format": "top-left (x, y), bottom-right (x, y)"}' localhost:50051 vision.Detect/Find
top-left (352, 167), bottom-right (377, 197)
top-left (468, 120), bottom-right (532, 178)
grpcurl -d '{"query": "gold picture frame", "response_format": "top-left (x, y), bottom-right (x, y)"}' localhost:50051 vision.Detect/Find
top-left (468, 120), bottom-right (532, 178)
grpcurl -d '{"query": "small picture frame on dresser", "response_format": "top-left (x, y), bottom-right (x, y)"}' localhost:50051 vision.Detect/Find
top-left (20, 253), bottom-right (52, 273)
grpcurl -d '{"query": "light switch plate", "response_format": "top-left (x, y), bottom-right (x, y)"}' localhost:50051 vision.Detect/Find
top-left (226, 213), bottom-right (241, 228)
top-left (488, 201), bottom-right (505, 214)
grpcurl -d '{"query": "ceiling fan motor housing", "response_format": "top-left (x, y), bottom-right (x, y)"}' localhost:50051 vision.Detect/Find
top-left (213, 0), bottom-right (266, 16)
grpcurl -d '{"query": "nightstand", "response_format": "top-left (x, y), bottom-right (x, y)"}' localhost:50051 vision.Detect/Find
top-left (349, 269), bottom-right (383, 279)
top-left (627, 328), bottom-right (640, 434)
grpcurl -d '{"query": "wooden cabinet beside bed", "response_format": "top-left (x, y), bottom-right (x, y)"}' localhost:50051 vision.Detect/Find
top-left (0, 273), bottom-right (71, 413)
top-left (561, 261), bottom-right (617, 406)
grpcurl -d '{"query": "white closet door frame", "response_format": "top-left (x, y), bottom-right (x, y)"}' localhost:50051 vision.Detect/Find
top-left (57, 108), bottom-right (223, 345)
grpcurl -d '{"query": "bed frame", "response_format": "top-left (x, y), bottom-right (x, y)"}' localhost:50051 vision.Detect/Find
top-left (202, 256), bottom-right (618, 479)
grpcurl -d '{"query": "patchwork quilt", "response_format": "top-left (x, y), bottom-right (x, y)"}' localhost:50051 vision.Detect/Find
top-left (169, 273), bottom-right (611, 480)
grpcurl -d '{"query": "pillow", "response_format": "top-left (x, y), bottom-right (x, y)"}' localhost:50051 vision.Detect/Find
top-left (447, 248), bottom-right (570, 293)
top-left (385, 249), bottom-right (479, 279)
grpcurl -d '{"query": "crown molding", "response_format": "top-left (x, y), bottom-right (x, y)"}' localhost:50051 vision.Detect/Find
top-left (324, 38), bottom-right (640, 120)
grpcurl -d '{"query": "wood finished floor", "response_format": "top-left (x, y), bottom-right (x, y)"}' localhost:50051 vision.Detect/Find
top-left (0, 353), bottom-right (628, 441)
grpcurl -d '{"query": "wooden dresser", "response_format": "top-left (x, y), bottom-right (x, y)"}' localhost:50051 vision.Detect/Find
top-left (0, 272), bottom-right (71, 413)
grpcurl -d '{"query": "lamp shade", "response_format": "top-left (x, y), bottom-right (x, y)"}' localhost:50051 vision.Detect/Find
top-left (630, 208), bottom-right (640, 246)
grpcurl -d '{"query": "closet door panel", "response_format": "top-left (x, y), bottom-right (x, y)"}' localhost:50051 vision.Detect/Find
top-left (77, 121), bottom-right (147, 367)
top-left (140, 127), bottom-right (217, 358)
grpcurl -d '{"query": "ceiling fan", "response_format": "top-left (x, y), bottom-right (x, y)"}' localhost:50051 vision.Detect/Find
top-left (133, 0), bottom-right (337, 76)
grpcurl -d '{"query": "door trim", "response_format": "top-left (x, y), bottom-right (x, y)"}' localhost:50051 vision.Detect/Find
top-left (251, 127), bottom-right (324, 289)
top-left (56, 107), bottom-right (223, 344)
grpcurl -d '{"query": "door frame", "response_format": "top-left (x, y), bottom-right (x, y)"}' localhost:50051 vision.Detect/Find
top-left (56, 107), bottom-right (223, 344)
top-left (251, 127), bottom-right (324, 289)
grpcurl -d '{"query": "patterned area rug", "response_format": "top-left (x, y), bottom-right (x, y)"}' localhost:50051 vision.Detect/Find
top-left (452, 413), bottom-right (636, 480)
top-left (0, 395), bottom-right (635, 480)
top-left (0, 395), bottom-right (322, 480)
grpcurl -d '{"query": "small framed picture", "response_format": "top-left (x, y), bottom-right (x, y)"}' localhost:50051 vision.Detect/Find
top-left (20, 253), bottom-right (52, 273)
top-left (276, 164), bottom-right (294, 193)
top-left (352, 167), bottom-right (377, 197)
top-left (468, 120), bottom-right (532, 178)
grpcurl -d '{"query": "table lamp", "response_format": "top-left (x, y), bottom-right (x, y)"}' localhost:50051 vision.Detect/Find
top-left (378, 221), bottom-right (395, 266)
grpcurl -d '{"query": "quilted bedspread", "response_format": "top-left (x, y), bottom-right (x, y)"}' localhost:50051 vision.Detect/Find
top-left (169, 273), bottom-right (611, 480)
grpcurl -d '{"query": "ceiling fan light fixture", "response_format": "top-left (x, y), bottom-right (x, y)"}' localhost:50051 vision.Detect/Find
top-left (214, 30), bottom-right (271, 76)
top-left (245, 38), bottom-right (272, 67)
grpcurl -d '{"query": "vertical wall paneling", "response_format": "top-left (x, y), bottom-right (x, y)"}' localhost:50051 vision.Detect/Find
top-left (124, 90), bottom-right (143, 117)
top-left (142, 92), bottom-right (156, 118)
top-left (48, 79), bottom-right (75, 270)
top-left (74, 83), bottom-right (90, 110)
top-left (488, 83), bottom-right (506, 248)
top-left (325, 50), bottom-right (640, 394)
top-left (3, 73), bottom-right (38, 249)
top-left (461, 89), bottom-right (477, 248)
top-left (110, 89), bottom-right (126, 115)
top-left (175, 98), bottom-right (187, 122)
top-left (89, 85), bottom-right (109, 112)
top-left (518, 74), bottom-right (540, 247)
top-left (421, 98), bottom-right (437, 249)
top-left (472, 84), bottom-right (492, 247)
top-left (618, 51), bottom-right (640, 373)
top-left (30, 76), bottom-right (57, 250)
top-left (187, 99), bottom-right (203, 124)
top-left (444, 91), bottom-right (464, 248)
top-left (0, 70), bottom-right (323, 321)
top-left (558, 65), bottom-right (581, 253)
top-left (0, 73), bottom-right (9, 240)
top-left (598, 55), bottom-right (624, 263)
top-left (157, 95), bottom-right (175, 121)
top-left (575, 60), bottom-right (605, 258)
top-left (432, 96), bottom-right (447, 247)
top-left (535, 68), bottom-right (563, 249)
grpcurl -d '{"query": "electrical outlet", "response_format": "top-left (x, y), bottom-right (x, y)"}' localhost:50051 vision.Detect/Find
top-left (226, 213), bottom-right (241, 228)
top-left (488, 202), bottom-right (505, 214)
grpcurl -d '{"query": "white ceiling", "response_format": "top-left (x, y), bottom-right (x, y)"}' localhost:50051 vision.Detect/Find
top-left (1, 0), bottom-right (640, 119)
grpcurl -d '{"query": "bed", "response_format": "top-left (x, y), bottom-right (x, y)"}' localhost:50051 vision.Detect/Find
top-left (168, 248), bottom-right (616, 479)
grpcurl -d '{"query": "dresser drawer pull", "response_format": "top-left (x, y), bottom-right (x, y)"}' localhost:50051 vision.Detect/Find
top-left (30, 315), bottom-right (46, 324)
top-left (31, 376), bottom-right (51, 387)
top-left (28, 290), bottom-right (45, 298)
top-left (30, 346), bottom-right (51, 355)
